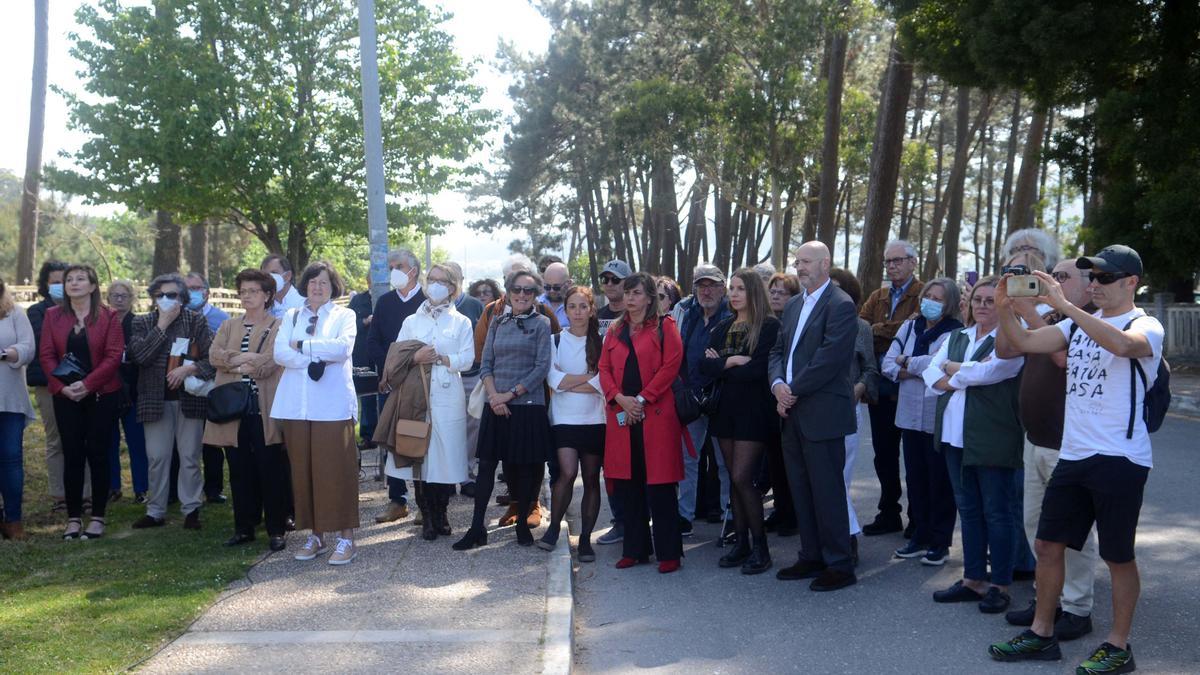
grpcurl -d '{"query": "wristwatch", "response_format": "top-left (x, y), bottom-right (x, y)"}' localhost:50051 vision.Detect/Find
top-left (635, 394), bottom-right (646, 405)
top-left (510, 385), bottom-right (521, 397)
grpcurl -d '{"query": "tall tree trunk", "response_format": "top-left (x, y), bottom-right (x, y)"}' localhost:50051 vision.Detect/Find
top-left (186, 220), bottom-right (209, 277)
top-left (713, 186), bottom-right (733, 273)
top-left (993, 93), bottom-right (1022, 270)
top-left (802, 177), bottom-right (819, 243)
top-left (923, 88), bottom-right (992, 280)
top-left (842, 182), bottom-right (853, 269)
top-left (1038, 108), bottom-right (1055, 211)
top-left (984, 126), bottom-right (995, 274)
top-left (1009, 106), bottom-right (1048, 234)
top-left (816, 15), bottom-right (850, 249)
top-left (17, 0), bottom-right (49, 284)
top-left (857, 41), bottom-right (914, 295)
top-left (286, 221), bottom-right (309, 271)
top-left (973, 149), bottom-right (984, 273)
top-left (152, 209), bottom-right (182, 277)
top-left (681, 179), bottom-right (710, 288)
top-left (651, 156), bottom-right (678, 277)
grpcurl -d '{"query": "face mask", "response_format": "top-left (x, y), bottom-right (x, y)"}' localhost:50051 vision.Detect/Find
top-left (390, 268), bottom-right (409, 290)
top-left (48, 283), bottom-right (64, 301)
top-left (157, 296), bottom-right (180, 313)
top-left (920, 298), bottom-right (944, 322)
top-left (271, 273), bottom-right (286, 293)
top-left (424, 282), bottom-right (450, 303)
top-left (188, 289), bottom-right (205, 309)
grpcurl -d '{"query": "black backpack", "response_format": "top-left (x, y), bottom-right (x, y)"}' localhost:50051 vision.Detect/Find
top-left (1068, 316), bottom-right (1171, 437)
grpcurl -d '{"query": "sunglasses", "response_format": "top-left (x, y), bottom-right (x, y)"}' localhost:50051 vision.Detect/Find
top-left (152, 292), bottom-right (180, 300)
top-left (510, 286), bottom-right (538, 296)
top-left (544, 284), bottom-right (565, 292)
top-left (1088, 272), bottom-right (1129, 285)
top-left (306, 314), bottom-right (318, 335)
top-left (599, 276), bottom-right (621, 285)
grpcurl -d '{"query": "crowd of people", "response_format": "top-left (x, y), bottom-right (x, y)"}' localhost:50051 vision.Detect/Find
top-left (0, 227), bottom-right (1166, 674)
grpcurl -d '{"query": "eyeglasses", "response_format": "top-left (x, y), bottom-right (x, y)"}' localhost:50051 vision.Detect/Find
top-left (238, 288), bottom-right (265, 297)
top-left (695, 282), bottom-right (721, 291)
top-left (152, 292), bottom-right (180, 300)
top-left (306, 314), bottom-right (318, 335)
top-left (544, 284), bottom-right (565, 292)
top-left (1088, 272), bottom-right (1129, 285)
top-left (970, 296), bottom-right (996, 307)
top-left (510, 286), bottom-right (538, 296)
top-left (883, 256), bottom-right (914, 267)
top-left (599, 276), bottom-right (621, 285)
top-left (768, 289), bottom-right (791, 297)
top-left (1051, 271), bottom-right (1073, 283)
top-left (108, 293), bottom-right (131, 301)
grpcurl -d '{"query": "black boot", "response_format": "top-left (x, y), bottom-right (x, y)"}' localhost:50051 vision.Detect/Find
top-left (718, 530), bottom-right (752, 568)
top-left (436, 485), bottom-right (452, 536)
top-left (515, 499), bottom-right (534, 546)
top-left (418, 483), bottom-right (437, 541)
top-left (742, 534), bottom-right (772, 575)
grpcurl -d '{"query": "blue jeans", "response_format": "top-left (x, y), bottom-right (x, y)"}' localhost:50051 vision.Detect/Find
top-left (1012, 468), bottom-right (1037, 571)
top-left (0, 412), bottom-right (26, 522)
top-left (359, 394), bottom-right (378, 441)
top-left (381, 395), bottom-right (408, 505)
top-left (108, 402), bottom-right (148, 494)
top-left (677, 416), bottom-right (728, 521)
top-left (943, 444), bottom-right (1019, 586)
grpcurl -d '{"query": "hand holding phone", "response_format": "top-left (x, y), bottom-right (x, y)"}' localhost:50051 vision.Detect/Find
top-left (616, 411), bottom-right (627, 426)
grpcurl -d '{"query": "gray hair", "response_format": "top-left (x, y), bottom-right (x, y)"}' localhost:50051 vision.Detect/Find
top-left (1003, 228), bottom-right (1060, 269)
top-left (753, 262), bottom-right (776, 281)
top-left (387, 248), bottom-right (420, 274)
top-left (108, 279), bottom-right (136, 297)
top-left (147, 273), bottom-right (187, 299)
top-left (924, 277), bottom-right (962, 322)
top-left (505, 268), bottom-right (542, 292)
top-left (185, 272), bottom-right (209, 289)
top-left (884, 239), bottom-right (918, 259)
top-left (502, 253), bottom-right (533, 280)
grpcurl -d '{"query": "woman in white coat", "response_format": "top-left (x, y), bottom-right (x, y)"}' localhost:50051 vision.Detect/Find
top-left (384, 263), bottom-right (475, 541)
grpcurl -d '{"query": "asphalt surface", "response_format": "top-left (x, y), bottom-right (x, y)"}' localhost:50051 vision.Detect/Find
top-left (573, 413), bottom-right (1200, 674)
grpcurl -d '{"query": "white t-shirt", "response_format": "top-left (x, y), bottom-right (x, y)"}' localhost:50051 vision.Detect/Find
top-left (547, 330), bottom-right (605, 426)
top-left (1056, 308), bottom-right (1164, 468)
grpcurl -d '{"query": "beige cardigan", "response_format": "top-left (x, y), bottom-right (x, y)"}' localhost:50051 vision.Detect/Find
top-left (202, 313), bottom-right (283, 447)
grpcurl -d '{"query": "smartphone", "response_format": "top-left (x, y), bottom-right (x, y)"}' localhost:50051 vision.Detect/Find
top-left (965, 270), bottom-right (979, 287)
top-left (1001, 264), bottom-right (1045, 297)
top-left (616, 411), bottom-right (627, 427)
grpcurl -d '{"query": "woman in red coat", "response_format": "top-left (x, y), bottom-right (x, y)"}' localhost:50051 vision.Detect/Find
top-left (599, 272), bottom-right (685, 573)
top-left (39, 264), bottom-right (124, 539)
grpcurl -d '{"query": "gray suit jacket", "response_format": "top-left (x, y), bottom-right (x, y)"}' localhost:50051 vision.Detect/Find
top-left (768, 283), bottom-right (858, 441)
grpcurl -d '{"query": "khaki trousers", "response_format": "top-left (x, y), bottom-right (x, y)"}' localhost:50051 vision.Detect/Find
top-left (1024, 439), bottom-right (1099, 616)
top-left (35, 386), bottom-right (89, 500)
top-left (144, 401), bottom-right (205, 519)
top-left (282, 419), bottom-right (360, 533)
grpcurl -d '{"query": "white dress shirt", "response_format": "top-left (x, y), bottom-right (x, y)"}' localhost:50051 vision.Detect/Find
top-left (271, 285), bottom-right (307, 318)
top-left (780, 277), bottom-right (831, 385)
top-left (921, 325), bottom-right (1024, 448)
top-left (270, 301), bottom-right (358, 421)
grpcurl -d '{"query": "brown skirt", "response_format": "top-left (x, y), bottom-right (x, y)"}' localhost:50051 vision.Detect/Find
top-left (281, 419), bottom-right (360, 533)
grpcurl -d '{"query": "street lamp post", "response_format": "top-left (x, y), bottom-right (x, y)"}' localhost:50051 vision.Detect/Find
top-left (357, 0), bottom-right (389, 303)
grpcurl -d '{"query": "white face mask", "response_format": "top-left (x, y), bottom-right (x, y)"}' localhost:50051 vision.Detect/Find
top-left (424, 282), bottom-right (451, 303)
top-left (157, 296), bottom-right (180, 313)
top-left (390, 268), bottom-right (410, 289)
top-left (271, 273), bottom-right (286, 293)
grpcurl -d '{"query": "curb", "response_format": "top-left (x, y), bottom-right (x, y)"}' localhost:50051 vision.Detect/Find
top-left (540, 517), bottom-right (574, 675)
top-left (1170, 395), bottom-right (1200, 416)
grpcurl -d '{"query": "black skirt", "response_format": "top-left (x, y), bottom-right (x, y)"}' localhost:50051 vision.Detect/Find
top-left (476, 404), bottom-right (553, 464)
top-left (552, 424), bottom-right (607, 456)
top-left (707, 382), bottom-right (775, 442)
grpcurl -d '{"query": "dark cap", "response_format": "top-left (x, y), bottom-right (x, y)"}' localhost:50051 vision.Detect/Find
top-left (1076, 245), bottom-right (1143, 277)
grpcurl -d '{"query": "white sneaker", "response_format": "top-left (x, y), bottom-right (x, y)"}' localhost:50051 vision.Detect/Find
top-left (328, 538), bottom-right (356, 566)
top-left (294, 534), bottom-right (327, 561)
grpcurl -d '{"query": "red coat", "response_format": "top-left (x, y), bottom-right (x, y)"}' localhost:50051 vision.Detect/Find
top-left (599, 315), bottom-right (684, 485)
top-left (39, 305), bottom-right (124, 397)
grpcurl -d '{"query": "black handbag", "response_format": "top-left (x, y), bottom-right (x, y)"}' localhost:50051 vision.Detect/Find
top-left (52, 352), bottom-right (89, 385)
top-left (695, 381), bottom-right (722, 417)
top-left (206, 319), bottom-right (275, 423)
top-left (656, 322), bottom-right (702, 425)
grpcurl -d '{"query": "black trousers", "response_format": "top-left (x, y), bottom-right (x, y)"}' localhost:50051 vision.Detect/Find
top-left (764, 419), bottom-right (796, 529)
top-left (867, 396), bottom-right (904, 520)
top-left (902, 429), bottom-right (957, 549)
top-left (782, 418), bottom-right (852, 573)
top-left (54, 392), bottom-right (119, 519)
top-left (203, 443), bottom-right (225, 497)
top-left (616, 425), bottom-right (682, 562)
top-left (228, 414), bottom-right (289, 537)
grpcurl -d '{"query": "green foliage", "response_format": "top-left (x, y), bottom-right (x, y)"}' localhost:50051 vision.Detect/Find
top-left (50, 0), bottom-right (492, 266)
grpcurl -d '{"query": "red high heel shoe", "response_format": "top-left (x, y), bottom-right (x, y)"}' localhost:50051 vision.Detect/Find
top-left (658, 560), bottom-right (681, 574)
top-left (615, 557), bottom-right (647, 569)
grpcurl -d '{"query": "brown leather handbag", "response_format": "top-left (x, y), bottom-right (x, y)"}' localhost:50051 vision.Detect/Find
top-left (393, 363), bottom-right (431, 459)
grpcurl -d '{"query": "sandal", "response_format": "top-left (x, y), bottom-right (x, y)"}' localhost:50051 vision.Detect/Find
top-left (83, 517), bottom-right (106, 540)
top-left (64, 518), bottom-right (83, 540)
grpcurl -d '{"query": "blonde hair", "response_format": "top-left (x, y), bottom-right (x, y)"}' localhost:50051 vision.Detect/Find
top-left (108, 279), bottom-right (135, 298)
top-left (426, 263), bottom-right (459, 297)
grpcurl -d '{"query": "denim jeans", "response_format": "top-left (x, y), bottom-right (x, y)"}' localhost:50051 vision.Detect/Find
top-left (0, 412), bottom-right (26, 522)
top-left (108, 402), bottom-right (148, 494)
top-left (358, 394), bottom-right (378, 441)
top-left (678, 416), bottom-right (728, 521)
top-left (943, 443), bottom-right (1019, 586)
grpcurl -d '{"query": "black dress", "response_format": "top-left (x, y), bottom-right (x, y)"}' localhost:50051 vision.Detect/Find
top-left (700, 316), bottom-right (780, 442)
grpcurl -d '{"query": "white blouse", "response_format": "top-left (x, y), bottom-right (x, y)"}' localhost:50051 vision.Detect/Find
top-left (547, 330), bottom-right (605, 426)
top-left (270, 301), bottom-right (358, 422)
top-left (921, 325), bottom-right (1024, 448)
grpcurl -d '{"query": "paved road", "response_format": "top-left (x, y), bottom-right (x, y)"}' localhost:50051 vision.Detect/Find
top-left (573, 413), bottom-right (1200, 674)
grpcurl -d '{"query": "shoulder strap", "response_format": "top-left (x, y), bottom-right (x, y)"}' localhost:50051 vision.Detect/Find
top-left (1122, 316), bottom-right (1149, 439)
top-left (554, 332), bottom-right (561, 349)
top-left (254, 318), bottom-right (277, 353)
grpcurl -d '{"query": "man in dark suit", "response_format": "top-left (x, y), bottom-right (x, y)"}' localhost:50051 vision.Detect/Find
top-left (769, 241), bottom-right (859, 591)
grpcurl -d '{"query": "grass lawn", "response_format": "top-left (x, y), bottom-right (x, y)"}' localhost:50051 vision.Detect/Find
top-left (0, 420), bottom-right (262, 673)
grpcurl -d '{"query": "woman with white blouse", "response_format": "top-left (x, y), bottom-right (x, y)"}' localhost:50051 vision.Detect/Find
top-left (384, 263), bottom-right (475, 541)
top-left (539, 286), bottom-right (606, 561)
top-left (271, 261), bottom-right (361, 566)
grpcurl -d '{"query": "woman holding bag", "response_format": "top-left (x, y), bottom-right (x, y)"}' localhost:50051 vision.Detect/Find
top-left (384, 263), bottom-right (474, 541)
top-left (204, 269), bottom-right (287, 552)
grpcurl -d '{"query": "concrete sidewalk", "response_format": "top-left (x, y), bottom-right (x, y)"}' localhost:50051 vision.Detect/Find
top-left (142, 467), bottom-right (572, 674)
top-left (1169, 370), bottom-right (1200, 415)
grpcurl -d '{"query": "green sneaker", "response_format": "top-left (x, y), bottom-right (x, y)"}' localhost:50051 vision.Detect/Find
top-left (1076, 642), bottom-right (1136, 674)
top-left (988, 629), bottom-right (1062, 661)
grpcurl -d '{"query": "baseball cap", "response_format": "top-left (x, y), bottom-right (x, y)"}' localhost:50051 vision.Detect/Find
top-left (601, 260), bottom-right (633, 279)
top-left (1076, 245), bottom-right (1143, 277)
top-left (693, 263), bottom-right (725, 284)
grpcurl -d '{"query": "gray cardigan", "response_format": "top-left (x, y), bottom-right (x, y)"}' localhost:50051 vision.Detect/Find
top-left (480, 312), bottom-right (551, 406)
top-left (850, 317), bottom-right (880, 405)
top-left (0, 308), bottom-right (37, 419)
